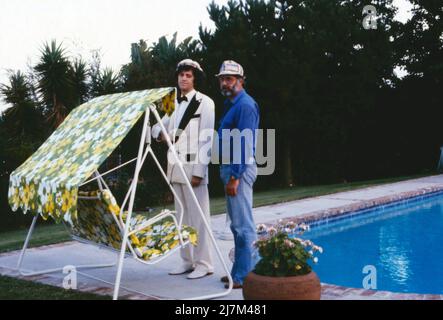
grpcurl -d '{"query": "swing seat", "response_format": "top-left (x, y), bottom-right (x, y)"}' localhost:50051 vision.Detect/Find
top-left (64, 189), bottom-right (198, 261)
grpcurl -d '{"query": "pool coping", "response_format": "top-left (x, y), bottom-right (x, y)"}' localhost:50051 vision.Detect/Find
top-left (283, 184), bottom-right (443, 226)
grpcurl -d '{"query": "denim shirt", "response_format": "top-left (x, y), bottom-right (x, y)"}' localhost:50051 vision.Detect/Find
top-left (217, 89), bottom-right (260, 179)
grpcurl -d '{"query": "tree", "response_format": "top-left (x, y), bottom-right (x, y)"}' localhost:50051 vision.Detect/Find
top-left (121, 34), bottom-right (200, 91)
top-left (90, 68), bottom-right (121, 97)
top-left (0, 71), bottom-right (46, 230)
top-left (34, 40), bottom-right (74, 129)
top-left (0, 70), bottom-right (43, 140)
top-left (70, 58), bottom-right (89, 105)
top-left (393, 0), bottom-right (443, 172)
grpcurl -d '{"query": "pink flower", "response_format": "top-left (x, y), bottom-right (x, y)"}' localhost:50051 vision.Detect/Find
top-left (256, 223), bottom-right (267, 234)
top-left (284, 239), bottom-right (295, 248)
top-left (267, 226), bottom-right (277, 236)
top-left (286, 221), bottom-right (296, 229)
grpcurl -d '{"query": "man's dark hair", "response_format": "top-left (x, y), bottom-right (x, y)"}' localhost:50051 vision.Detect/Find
top-left (175, 65), bottom-right (205, 88)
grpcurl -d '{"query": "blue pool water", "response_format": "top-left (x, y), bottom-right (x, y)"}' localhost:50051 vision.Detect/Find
top-left (303, 192), bottom-right (443, 294)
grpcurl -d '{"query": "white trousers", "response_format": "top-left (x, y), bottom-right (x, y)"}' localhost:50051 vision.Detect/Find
top-left (173, 183), bottom-right (214, 271)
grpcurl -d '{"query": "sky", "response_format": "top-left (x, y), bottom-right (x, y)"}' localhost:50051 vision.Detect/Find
top-left (0, 0), bottom-right (413, 114)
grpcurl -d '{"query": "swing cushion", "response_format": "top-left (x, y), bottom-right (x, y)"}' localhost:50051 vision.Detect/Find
top-left (63, 190), bottom-right (197, 261)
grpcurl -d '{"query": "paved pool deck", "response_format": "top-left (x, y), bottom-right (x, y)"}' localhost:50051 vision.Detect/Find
top-left (1, 174), bottom-right (443, 300)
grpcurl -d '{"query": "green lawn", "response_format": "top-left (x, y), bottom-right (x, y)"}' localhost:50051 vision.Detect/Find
top-left (0, 275), bottom-right (110, 300)
top-left (0, 172), bottom-right (431, 299)
top-left (0, 224), bottom-right (70, 254)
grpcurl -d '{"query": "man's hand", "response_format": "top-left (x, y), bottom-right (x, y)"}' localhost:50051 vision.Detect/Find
top-left (191, 176), bottom-right (203, 187)
top-left (226, 176), bottom-right (240, 196)
top-left (155, 132), bottom-right (166, 143)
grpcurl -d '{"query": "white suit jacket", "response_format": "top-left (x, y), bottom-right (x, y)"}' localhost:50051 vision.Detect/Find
top-left (152, 90), bottom-right (215, 184)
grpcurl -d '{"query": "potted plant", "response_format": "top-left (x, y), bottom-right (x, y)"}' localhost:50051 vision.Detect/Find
top-left (243, 221), bottom-right (323, 300)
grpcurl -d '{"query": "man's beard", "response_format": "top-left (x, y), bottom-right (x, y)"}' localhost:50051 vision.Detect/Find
top-left (221, 81), bottom-right (237, 97)
top-left (221, 88), bottom-right (234, 97)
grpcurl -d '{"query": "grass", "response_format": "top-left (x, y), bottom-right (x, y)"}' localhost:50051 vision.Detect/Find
top-left (250, 174), bottom-right (430, 208)
top-left (0, 224), bottom-right (70, 254)
top-left (0, 275), bottom-right (110, 300)
top-left (0, 172), bottom-right (432, 299)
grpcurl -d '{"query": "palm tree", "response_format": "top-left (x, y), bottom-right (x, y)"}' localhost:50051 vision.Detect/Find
top-left (0, 70), bottom-right (44, 176)
top-left (151, 32), bottom-right (200, 75)
top-left (34, 40), bottom-right (73, 129)
top-left (122, 34), bottom-right (200, 91)
top-left (70, 58), bottom-right (89, 105)
top-left (0, 71), bottom-right (43, 138)
top-left (91, 68), bottom-right (121, 97)
top-left (151, 32), bottom-right (181, 65)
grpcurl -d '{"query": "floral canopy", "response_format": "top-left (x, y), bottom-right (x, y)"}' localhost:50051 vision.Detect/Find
top-left (8, 87), bottom-right (176, 223)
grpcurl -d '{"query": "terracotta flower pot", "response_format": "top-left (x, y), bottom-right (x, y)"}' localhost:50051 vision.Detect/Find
top-left (243, 271), bottom-right (321, 300)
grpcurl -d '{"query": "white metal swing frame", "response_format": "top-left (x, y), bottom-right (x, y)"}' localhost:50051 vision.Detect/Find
top-left (16, 104), bottom-right (233, 300)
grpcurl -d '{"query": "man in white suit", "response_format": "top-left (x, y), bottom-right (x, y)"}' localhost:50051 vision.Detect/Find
top-left (152, 59), bottom-right (215, 279)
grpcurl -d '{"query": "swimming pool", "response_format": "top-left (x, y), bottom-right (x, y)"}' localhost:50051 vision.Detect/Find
top-left (303, 191), bottom-right (443, 295)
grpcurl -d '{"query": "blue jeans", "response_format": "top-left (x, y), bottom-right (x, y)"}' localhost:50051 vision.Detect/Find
top-left (220, 164), bottom-right (258, 284)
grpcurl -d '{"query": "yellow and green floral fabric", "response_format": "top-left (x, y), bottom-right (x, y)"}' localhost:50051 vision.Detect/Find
top-left (8, 88), bottom-right (176, 223)
top-left (66, 189), bottom-right (197, 261)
